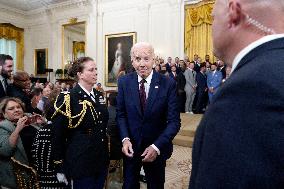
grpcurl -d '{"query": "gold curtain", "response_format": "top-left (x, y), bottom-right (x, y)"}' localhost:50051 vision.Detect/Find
top-left (73, 41), bottom-right (85, 60)
top-left (185, 1), bottom-right (215, 63)
top-left (0, 23), bottom-right (24, 70)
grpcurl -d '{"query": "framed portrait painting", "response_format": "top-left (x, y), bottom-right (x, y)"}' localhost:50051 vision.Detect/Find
top-left (105, 32), bottom-right (137, 86)
top-left (34, 48), bottom-right (48, 76)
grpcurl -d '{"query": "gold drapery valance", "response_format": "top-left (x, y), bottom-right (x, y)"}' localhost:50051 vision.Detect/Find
top-left (185, 1), bottom-right (215, 62)
top-left (0, 23), bottom-right (24, 70)
top-left (73, 41), bottom-right (85, 59)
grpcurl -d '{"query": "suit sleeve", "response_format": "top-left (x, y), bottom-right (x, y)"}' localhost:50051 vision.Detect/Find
top-left (193, 72), bottom-right (197, 86)
top-left (153, 78), bottom-right (181, 152)
top-left (116, 77), bottom-right (129, 141)
top-left (207, 74), bottom-right (211, 88)
top-left (196, 73), bottom-right (202, 89)
top-left (51, 93), bottom-right (68, 173)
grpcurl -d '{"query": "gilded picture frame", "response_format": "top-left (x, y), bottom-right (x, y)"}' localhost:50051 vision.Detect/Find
top-left (73, 41), bottom-right (85, 60)
top-left (34, 48), bottom-right (48, 76)
top-left (105, 32), bottom-right (137, 87)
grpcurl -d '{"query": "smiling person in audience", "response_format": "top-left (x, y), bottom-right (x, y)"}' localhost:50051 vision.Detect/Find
top-left (0, 97), bottom-right (45, 189)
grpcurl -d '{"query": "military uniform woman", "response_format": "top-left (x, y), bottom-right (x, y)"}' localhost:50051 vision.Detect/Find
top-left (51, 57), bottom-right (109, 189)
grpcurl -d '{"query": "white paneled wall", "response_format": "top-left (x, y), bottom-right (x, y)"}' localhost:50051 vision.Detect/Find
top-left (0, 0), bottom-right (199, 87)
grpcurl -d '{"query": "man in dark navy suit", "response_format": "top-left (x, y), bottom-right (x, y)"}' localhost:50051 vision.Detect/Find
top-left (189, 0), bottom-right (284, 188)
top-left (195, 63), bottom-right (207, 113)
top-left (165, 56), bottom-right (172, 73)
top-left (217, 59), bottom-right (226, 79)
top-left (117, 42), bottom-right (180, 189)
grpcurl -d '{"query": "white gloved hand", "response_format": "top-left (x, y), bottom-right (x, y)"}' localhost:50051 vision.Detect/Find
top-left (56, 173), bottom-right (68, 185)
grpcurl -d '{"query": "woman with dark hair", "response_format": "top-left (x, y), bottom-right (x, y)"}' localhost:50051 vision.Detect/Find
top-left (51, 57), bottom-right (109, 189)
top-left (177, 60), bottom-right (187, 113)
top-left (0, 97), bottom-right (45, 189)
top-left (31, 87), bottom-right (69, 189)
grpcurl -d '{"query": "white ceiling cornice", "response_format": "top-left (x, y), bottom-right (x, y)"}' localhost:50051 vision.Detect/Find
top-left (0, 0), bottom-right (90, 16)
top-left (28, 0), bottom-right (90, 15)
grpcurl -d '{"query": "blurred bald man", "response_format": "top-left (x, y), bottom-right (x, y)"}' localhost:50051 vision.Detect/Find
top-left (190, 0), bottom-right (284, 188)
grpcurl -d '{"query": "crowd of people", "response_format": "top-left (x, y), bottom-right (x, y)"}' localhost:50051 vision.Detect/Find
top-left (0, 44), bottom-right (229, 189)
top-left (0, 41), bottom-right (182, 189)
top-left (153, 54), bottom-right (231, 114)
top-left (1, 0), bottom-right (284, 188)
top-left (0, 54), bottom-right (113, 189)
top-left (189, 0), bottom-right (284, 188)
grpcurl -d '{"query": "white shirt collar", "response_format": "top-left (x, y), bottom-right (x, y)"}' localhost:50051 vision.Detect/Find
top-left (0, 75), bottom-right (4, 81)
top-left (231, 34), bottom-right (284, 73)
top-left (137, 70), bottom-right (153, 84)
top-left (78, 83), bottom-right (95, 97)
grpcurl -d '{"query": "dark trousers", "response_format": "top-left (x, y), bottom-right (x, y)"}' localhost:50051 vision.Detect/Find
top-left (177, 91), bottom-right (186, 113)
top-left (123, 156), bottom-right (166, 189)
top-left (73, 168), bottom-right (107, 189)
top-left (195, 90), bottom-right (208, 113)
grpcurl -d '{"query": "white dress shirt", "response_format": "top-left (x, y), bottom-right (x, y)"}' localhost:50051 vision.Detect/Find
top-left (231, 34), bottom-right (284, 73)
top-left (78, 83), bottom-right (96, 103)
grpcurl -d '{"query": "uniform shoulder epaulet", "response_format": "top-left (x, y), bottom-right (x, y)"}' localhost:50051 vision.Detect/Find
top-left (52, 91), bottom-right (99, 129)
top-left (51, 92), bottom-right (71, 119)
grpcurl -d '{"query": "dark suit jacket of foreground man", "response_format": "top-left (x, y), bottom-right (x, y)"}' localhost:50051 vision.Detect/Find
top-left (117, 71), bottom-right (180, 187)
top-left (189, 38), bottom-right (284, 189)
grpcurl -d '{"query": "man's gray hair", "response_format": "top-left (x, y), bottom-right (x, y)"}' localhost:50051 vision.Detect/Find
top-left (130, 42), bottom-right (155, 61)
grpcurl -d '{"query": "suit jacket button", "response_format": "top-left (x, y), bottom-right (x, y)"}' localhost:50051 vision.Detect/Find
top-left (102, 139), bottom-right (104, 141)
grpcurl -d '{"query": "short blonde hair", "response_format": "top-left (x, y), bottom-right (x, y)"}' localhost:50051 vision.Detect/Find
top-left (0, 97), bottom-right (25, 116)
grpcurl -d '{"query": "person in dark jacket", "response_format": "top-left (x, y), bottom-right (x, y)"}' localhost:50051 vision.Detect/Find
top-left (195, 63), bottom-right (208, 113)
top-left (117, 42), bottom-right (180, 189)
top-left (0, 54), bottom-right (13, 99)
top-left (31, 88), bottom-right (68, 189)
top-left (189, 0), bottom-right (284, 188)
top-left (7, 71), bottom-right (42, 114)
top-left (176, 60), bottom-right (186, 113)
top-left (107, 92), bottom-right (122, 160)
top-left (51, 57), bottom-right (109, 189)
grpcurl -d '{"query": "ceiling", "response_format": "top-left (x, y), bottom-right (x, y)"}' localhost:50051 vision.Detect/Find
top-left (0, 0), bottom-right (69, 11)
